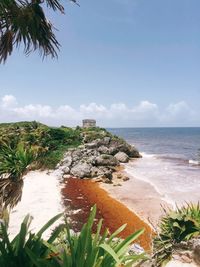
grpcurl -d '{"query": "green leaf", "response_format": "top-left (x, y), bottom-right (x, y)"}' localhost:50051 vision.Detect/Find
top-left (36, 213), bottom-right (63, 238)
top-left (99, 243), bottom-right (121, 264)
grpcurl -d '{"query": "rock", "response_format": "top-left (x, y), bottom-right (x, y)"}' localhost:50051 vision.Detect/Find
top-left (113, 183), bottom-right (122, 186)
top-left (94, 176), bottom-right (104, 182)
top-left (70, 162), bottom-right (92, 178)
top-left (109, 140), bottom-right (141, 158)
top-left (122, 176), bottom-right (130, 182)
top-left (95, 154), bottom-right (119, 166)
top-left (104, 178), bottom-right (113, 184)
top-left (128, 145), bottom-right (141, 158)
top-left (62, 166), bottom-right (70, 174)
top-left (193, 243), bottom-right (200, 265)
top-left (116, 173), bottom-right (123, 179)
top-left (96, 166), bottom-right (113, 179)
top-left (63, 174), bottom-right (71, 179)
top-left (85, 142), bottom-right (98, 149)
top-left (85, 137), bottom-right (111, 148)
top-left (84, 156), bottom-right (96, 165)
top-left (78, 145), bottom-right (85, 149)
top-left (108, 146), bottom-right (118, 155)
top-left (181, 255), bottom-right (192, 263)
top-left (90, 166), bottom-right (100, 178)
top-left (114, 152), bottom-right (129, 163)
top-left (165, 260), bottom-right (197, 267)
top-left (61, 156), bottom-right (72, 167)
top-left (98, 145), bottom-right (109, 154)
top-left (103, 136), bottom-right (111, 145)
top-left (72, 149), bottom-right (83, 158)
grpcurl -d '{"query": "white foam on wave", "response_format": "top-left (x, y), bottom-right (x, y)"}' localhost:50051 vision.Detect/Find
top-left (189, 159), bottom-right (200, 166)
top-left (126, 152), bottom-right (200, 208)
top-left (126, 163), bottom-right (176, 209)
top-left (140, 152), bottom-right (156, 158)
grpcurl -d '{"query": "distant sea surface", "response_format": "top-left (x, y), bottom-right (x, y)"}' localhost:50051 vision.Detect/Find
top-left (108, 128), bottom-right (200, 206)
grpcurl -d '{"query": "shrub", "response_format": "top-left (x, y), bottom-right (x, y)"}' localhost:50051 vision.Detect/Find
top-left (153, 203), bottom-right (200, 266)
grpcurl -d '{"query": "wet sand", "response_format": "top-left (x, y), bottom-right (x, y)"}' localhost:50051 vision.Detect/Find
top-left (101, 169), bottom-right (169, 227)
top-left (61, 177), bottom-right (153, 251)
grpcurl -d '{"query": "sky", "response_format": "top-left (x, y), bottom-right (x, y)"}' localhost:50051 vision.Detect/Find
top-left (0, 0), bottom-right (200, 127)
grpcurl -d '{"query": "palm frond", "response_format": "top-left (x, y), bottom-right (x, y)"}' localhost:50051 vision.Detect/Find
top-left (0, 179), bottom-right (23, 209)
top-left (0, 0), bottom-right (63, 63)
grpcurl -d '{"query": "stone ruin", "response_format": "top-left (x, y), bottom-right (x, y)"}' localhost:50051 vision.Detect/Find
top-left (82, 119), bottom-right (96, 128)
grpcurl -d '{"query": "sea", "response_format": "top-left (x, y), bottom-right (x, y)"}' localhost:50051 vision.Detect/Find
top-left (108, 128), bottom-right (200, 207)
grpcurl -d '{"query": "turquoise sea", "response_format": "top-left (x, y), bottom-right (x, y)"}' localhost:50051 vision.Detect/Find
top-left (109, 128), bottom-right (200, 206)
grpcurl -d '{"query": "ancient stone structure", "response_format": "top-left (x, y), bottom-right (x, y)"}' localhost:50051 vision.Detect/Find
top-left (82, 119), bottom-right (96, 128)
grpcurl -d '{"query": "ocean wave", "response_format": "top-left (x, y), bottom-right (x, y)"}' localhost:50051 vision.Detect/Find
top-left (189, 159), bottom-right (200, 166)
top-left (140, 152), bottom-right (156, 158)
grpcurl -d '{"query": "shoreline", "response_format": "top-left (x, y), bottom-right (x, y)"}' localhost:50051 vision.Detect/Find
top-left (101, 164), bottom-right (170, 227)
top-left (8, 164), bottom-right (170, 250)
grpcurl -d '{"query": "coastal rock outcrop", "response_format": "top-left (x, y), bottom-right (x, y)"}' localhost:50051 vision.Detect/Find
top-left (71, 162), bottom-right (92, 178)
top-left (95, 154), bottom-right (119, 166)
top-left (57, 128), bottom-right (141, 181)
top-left (114, 152), bottom-right (129, 163)
top-left (164, 238), bottom-right (200, 267)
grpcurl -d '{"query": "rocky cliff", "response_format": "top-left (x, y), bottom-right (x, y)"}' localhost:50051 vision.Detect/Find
top-left (56, 128), bottom-right (141, 182)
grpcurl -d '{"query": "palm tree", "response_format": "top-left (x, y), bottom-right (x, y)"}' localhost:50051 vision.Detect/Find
top-left (0, 0), bottom-right (79, 63)
top-left (0, 141), bottom-right (35, 226)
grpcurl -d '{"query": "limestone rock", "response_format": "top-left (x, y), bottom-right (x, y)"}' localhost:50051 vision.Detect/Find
top-left (97, 166), bottom-right (113, 179)
top-left (109, 140), bottom-right (141, 158)
top-left (114, 152), bottom-right (129, 163)
top-left (193, 241), bottom-right (200, 265)
top-left (95, 154), bottom-right (119, 166)
top-left (63, 174), bottom-right (71, 179)
top-left (103, 136), bottom-right (111, 145)
top-left (61, 156), bottom-right (72, 167)
top-left (122, 176), bottom-right (130, 182)
top-left (98, 145), bottom-right (109, 154)
top-left (62, 166), bottom-right (70, 174)
top-left (70, 162), bottom-right (92, 178)
top-left (90, 166), bottom-right (100, 178)
top-left (116, 173), bottom-right (123, 179)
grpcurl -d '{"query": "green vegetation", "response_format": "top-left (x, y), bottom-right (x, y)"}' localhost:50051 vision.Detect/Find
top-left (0, 206), bottom-right (147, 267)
top-left (0, 121), bottom-right (82, 170)
top-left (153, 203), bottom-right (200, 266)
top-left (0, 142), bottom-right (34, 216)
top-left (0, 142), bottom-right (35, 181)
top-left (0, 121), bottom-right (122, 170)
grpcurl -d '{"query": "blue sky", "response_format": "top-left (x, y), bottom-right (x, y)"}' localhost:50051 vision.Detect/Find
top-left (0, 0), bottom-right (200, 127)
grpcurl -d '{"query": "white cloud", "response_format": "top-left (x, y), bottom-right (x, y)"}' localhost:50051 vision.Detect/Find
top-left (14, 105), bottom-right (53, 118)
top-left (1, 95), bottom-right (17, 108)
top-left (134, 100), bottom-right (158, 112)
top-left (166, 101), bottom-right (191, 115)
top-left (161, 101), bottom-right (195, 125)
top-left (0, 95), bottom-right (199, 127)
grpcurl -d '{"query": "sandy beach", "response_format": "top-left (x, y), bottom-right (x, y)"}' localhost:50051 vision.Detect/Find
top-left (8, 167), bottom-right (167, 249)
top-left (101, 164), bottom-right (170, 227)
top-left (9, 170), bottom-right (63, 239)
top-left (8, 167), bottom-right (169, 250)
